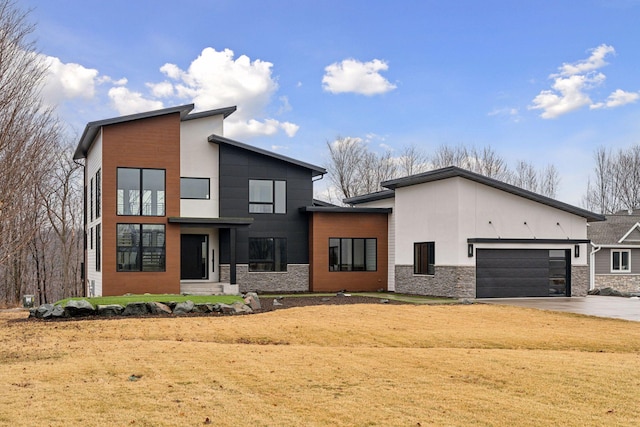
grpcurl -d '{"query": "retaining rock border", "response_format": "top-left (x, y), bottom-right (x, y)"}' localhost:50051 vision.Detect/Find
top-left (29, 293), bottom-right (261, 320)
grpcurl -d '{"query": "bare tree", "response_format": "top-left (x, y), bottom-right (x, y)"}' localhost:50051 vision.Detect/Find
top-left (397, 145), bottom-right (429, 176)
top-left (325, 137), bottom-right (368, 200)
top-left (430, 144), bottom-right (509, 180)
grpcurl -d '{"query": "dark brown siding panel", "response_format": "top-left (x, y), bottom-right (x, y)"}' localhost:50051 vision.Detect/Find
top-left (309, 212), bottom-right (388, 292)
top-left (101, 113), bottom-right (181, 296)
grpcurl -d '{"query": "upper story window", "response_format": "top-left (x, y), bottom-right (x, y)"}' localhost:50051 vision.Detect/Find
top-left (249, 179), bottom-right (286, 214)
top-left (117, 168), bottom-right (165, 216)
top-left (414, 242), bottom-right (435, 275)
top-left (180, 177), bottom-right (210, 200)
top-left (95, 169), bottom-right (101, 218)
top-left (329, 238), bottom-right (377, 271)
top-left (611, 249), bottom-right (631, 273)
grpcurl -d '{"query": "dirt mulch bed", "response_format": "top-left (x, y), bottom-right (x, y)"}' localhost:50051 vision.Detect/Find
top-left (259, 295), bottom-right (411, 312)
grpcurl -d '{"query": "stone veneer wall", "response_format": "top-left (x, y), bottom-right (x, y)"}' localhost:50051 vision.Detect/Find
top-left (395, 265), bottom-right (476, 298)
top-left (594, 274), bottom-right (640, 294)
top-left (220, 264), bottom-right (309, 293)
top-left (571, 265), bottom-right (589, 296)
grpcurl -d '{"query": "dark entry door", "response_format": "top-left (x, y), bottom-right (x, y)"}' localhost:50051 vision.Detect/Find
top-left (181, 234), bottom-right (208, 280)
top-left (476, 249), bottom-right (570, 298)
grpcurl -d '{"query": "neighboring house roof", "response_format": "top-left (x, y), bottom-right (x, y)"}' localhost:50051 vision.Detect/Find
top-left (589, 214), bottom-right (640, 246)
top-left (73, 104), bottom-right (238, 160)
top-left (208, 134), bottom-right (326, 177)
top-left (377, 166), bottom-right (604, 222)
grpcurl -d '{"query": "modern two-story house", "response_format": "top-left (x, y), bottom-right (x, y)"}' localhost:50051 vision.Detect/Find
top-left (73, 104), bottom-right (326, 296)
top-left (75, 104), bottom-right (604, 299)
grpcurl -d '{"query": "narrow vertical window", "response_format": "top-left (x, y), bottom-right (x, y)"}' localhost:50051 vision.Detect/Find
top-left (89, 177), bottom-right (94, 221)
top-left (96, 224), bottom-right (101, 272)
top-left (95, 169), bottom-right (101, 218)
top-left (414, 242), bottom-right (435, 275)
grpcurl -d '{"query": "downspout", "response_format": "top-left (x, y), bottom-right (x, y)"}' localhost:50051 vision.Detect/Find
top-left (589, 242), bottom-right (602, 291)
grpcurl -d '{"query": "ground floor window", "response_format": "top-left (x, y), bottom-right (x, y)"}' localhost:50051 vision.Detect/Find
top-left (117, 224), bottom-right (166, 272)
top-left (611, 249), bottom-right (630, 272)
top-left (249, 237), bottom-right (286, 272)
top-left (329, 238), bottom-right (377, 271)
top-left (414, 242), bottom-right (435, 275)
top-left (96, 224), bottom-right (101, 272)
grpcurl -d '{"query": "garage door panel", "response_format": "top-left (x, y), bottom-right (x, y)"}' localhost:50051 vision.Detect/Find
top-left (476, 249), bottom-right (567, 298)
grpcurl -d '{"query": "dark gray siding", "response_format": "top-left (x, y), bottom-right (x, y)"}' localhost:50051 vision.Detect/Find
top-left (218, 144), bottom-right (313, 265)
top-left (594, 248), bottom-right (640, 274)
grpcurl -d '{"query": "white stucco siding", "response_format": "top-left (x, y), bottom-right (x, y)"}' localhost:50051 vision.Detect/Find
top-left (179, 116), bottom-right (223, 218)
top-left (354, 198), bottom-right (396, 291)
top-left (394, 177), bottom-right (589, 267)
top-left (86, 131), bottom-right (103, 296)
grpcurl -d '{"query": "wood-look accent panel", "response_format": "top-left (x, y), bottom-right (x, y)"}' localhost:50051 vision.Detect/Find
top-left (100, 113), bottom-right (181, 296)
top-left (309, 212), bottom-right (388, 292)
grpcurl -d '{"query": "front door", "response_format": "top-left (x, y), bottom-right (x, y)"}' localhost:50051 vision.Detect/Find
top-left (181, 234), bottom-right (208, 280)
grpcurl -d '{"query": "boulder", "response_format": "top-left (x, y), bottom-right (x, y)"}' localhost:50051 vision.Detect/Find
top-left (232, 301), bottom-right (253, 314)
top-left (147, 302), bottom-right (172, 315)
top-left (244, 292), bottom-right (261, 310)
top-left (273, 299), bottom-right (283, 307)
top-left (216, 303), bottom-right (235, 314)
top-left (97, 304), bottom-right (124, 317)
top-left (64, 299), bottom-right (95, 317)
top-left (173, 300), bottom-right (195, 315)
top-left (193, 303), bottom-right (215, 313)
top-left (122, 302), bottom-right (150, 316)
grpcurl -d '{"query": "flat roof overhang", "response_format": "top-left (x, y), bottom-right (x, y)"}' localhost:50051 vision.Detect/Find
top-left (467, 238), bottom-right (591, 244)
top-left (168, 217), bottom-right (253, 227)
top-left (300, 206), bottom-right (392, 214)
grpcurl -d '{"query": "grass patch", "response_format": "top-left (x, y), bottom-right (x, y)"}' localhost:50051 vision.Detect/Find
top-left (55, 294), bottom-right (243, 307)
top-left (261, 291), bottom-right (455, 304)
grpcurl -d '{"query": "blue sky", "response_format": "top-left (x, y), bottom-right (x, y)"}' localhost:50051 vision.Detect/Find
top-left (23, 0), bottom-right (640, 205)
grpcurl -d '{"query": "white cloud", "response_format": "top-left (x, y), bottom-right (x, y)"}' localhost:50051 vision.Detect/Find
top-left (322, 58), bottom-right (396, 95)
top-left (590, 89), bottom-right (640, 109)
top-left (147, 81), bottom-right (174, 98)
top-left (107, 86), bottom-right (163, 115)
top-left (39, 55), bottom-right (99, 106)
top-left (529, 44), bottom-right (637, 119)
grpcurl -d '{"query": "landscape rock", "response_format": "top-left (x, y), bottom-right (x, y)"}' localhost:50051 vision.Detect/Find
top-left (193, 303), bottom-right (215, 313)
top-left (216, 303), bottom-right (235, 314)
top-left (122, 302), bottom-right (150, 316)
top-left (64, 299), bottom-right (95, 317)
top-left (244, 292), bottom-right (261, 310)
top-left (232, 301), bottom-right (253, 314)
top-left (97, 304), bottom-right (124, 316)
top-left (173, 300), bottom-right (195, 315)
top-left (273, 299), bottom-right (283, 307)
top-left (147, 302), bottom-right (172, 315)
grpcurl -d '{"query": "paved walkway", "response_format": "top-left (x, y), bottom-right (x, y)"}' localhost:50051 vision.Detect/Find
top-left (477, 295), bottom-right (640, 322)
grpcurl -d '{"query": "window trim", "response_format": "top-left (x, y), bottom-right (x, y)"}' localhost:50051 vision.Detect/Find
top-left (116, 223), bottom-right (166, 272)
top-left (328, 237), bottom-right (377, 272)
top-left (249, 179), bottom-right (286, 214)
top-left (248, 237), bottom-right (287, 272)
top-left (117, 167), bottom-right (166, 217)
top-left (611, 249), bottom-right (631, 273)
top-left (414, 242), bottom-right (435, 275)
top-left (180, 177), bottom-right (211, 200)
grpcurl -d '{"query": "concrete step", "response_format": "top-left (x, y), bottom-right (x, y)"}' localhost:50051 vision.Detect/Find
top-left (180, 282), bottom-right (225, 296)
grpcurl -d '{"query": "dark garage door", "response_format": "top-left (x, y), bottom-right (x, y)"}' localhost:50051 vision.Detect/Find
top-left (476, 249), bottom-right (569, 298)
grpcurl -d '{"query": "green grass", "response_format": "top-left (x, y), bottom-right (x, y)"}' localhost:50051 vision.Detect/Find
top-left (260, 292), bottom-right (456, 304)
top-left (55, 294), bottom-right (243, 307)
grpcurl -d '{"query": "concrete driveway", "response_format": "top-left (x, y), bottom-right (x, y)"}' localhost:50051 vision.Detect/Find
top-left (477, 295), bottom-right (640, 322)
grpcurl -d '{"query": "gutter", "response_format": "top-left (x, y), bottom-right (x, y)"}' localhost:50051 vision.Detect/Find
top-left (589, 242), bottom-right (602, 291)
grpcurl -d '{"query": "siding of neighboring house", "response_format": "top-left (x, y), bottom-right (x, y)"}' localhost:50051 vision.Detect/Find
top-left (86, 132), bottom-right (103, 296)
top-left (593, 247), bottom-right (640, 293)
top-left (217, 143), bottom-right (314, 292)
top-left (308, 212), bottom-right (388, 292)
top-left (101, 113), bottom-right (182, 296)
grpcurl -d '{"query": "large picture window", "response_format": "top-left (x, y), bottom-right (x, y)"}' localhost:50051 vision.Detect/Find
top-left (414, 242), bottom-right (435, 275)
top-left (117, 224), bottom-right (166, 272)
top-left (249, 179), bottom-right (286, 214)
top-left (180, 177), bottom-right (210, 199)
top-left (611, 249), bottom-right (630, 273)
top-left (329, 238), bottom-right (377, 271)
top-left (249, 237), bottom-right (287, 272)
top-left (117, 168), bottom-right (165, 216)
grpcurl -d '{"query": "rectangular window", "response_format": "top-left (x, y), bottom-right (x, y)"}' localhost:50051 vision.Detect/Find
top-left (117, 224), bottom-right (166, 272)
top-left (611, 249), bottom-right (631, 273)
top-left (89, 177), bottom-right (94, 221)
top-left (329, 238), bottom-right (377, 271)
top-left (180, 177), bottom-right (210, 199)
top-left (89, 227), bottom-right (93, 250)
top-left (249, 179), bottom-right (286, 214)
top-left (96, 224), bottom-right (101, 272)
top-left (117, 168), bottom-right (165, 216)
top-left (249, 237), bottom-right (287, 272)
top-left (414, 242), bottom-right (435, 275)
top-left (95, 169), bottom-right (101, 218)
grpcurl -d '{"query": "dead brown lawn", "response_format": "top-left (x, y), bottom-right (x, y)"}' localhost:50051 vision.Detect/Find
top-left (2, 304), bottom-right (640, 426)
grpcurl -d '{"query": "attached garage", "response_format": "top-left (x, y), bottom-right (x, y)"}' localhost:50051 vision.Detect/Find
top-left (476, 249), bottom-right (570, 298)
